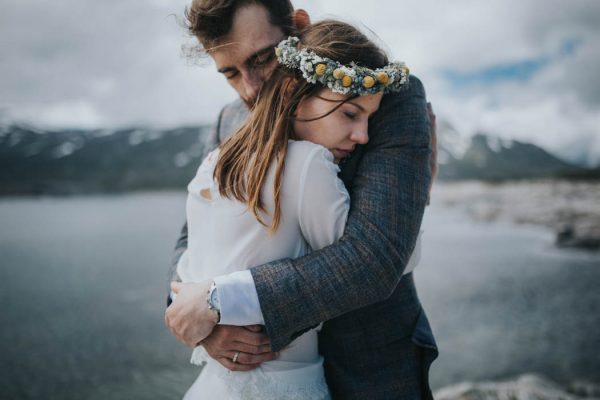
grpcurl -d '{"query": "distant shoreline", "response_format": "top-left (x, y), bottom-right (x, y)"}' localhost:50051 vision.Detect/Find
top-left (1, 176), bottom-right (599, 198)
top-left (2, 179), bottom-right (599, 250)
top-left (432, 180), bottom-right (600, 251)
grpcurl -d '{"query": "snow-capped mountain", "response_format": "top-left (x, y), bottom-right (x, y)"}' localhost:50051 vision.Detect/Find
top-left (0, 121), bottom-right (597, 196)
top-left (0, 123), bottom-right (208, 195)
top-left (436, 122), bottom-right (595, 181)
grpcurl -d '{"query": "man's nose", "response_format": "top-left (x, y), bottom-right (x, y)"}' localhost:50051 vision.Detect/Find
top-left (242, 70), bottom-right (263, 101)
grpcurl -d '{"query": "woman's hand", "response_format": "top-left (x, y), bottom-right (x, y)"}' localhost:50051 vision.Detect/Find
top-left (165, 281), bottom-right (219, 347)
top-left (200, 325), bottom-right (279, 372)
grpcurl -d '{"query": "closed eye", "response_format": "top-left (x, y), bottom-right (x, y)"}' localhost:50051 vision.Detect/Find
top-left (344, 111), bottom-right (357, 120)
top-left (252, 51), bottom-right (275, 68)
top-left (224, 71), bottom-right (239, 80)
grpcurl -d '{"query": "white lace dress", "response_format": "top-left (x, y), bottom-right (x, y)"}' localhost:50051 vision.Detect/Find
top-left (177, 141), bottom-right (349, 400)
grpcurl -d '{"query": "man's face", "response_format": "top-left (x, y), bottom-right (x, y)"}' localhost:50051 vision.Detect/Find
top-left (209, 4), bottom-right (285, 108)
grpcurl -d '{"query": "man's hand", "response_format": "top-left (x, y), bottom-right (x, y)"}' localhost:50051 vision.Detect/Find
top-left (200, 325), bottom-right (278, 372)
top-left (165, 281), bottom-right (218, 347)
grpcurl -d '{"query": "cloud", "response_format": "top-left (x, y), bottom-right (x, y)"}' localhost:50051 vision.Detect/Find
top-left (1, 0), bottom-right (599, 164)
top-left (295, 0), bottom-right (600, 166)
top-left (0, 0), bottom-right (235, 128)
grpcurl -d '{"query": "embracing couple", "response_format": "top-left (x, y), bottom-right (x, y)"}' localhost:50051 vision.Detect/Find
top-left (165, 0), bottom-right (438, 399)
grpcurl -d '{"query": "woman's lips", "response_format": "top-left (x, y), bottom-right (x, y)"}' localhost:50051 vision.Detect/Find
top-left (334, 148), bottom-right (353, 158)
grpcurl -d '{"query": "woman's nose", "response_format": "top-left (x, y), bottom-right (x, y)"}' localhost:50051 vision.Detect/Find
top-left (351, 126), bottom-right (369, 145)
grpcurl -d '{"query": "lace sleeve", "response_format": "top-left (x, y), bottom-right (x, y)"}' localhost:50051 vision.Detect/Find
top-left (190, 345), bottom-right (210, 366)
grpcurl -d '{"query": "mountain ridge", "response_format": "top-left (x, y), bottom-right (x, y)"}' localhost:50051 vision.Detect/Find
top-left (1, 122), bottom-right (598, 196)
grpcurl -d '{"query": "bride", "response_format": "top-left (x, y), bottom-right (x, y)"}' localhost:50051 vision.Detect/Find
top-left (175, 19), bottom-right (420, 399)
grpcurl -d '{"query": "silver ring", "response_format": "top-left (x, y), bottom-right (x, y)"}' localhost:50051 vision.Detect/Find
top-left (232, 351), bottom-right (240, 363)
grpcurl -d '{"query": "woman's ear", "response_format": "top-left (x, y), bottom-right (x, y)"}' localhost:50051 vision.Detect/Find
top-left (291, 9), bottom-right (311, 30)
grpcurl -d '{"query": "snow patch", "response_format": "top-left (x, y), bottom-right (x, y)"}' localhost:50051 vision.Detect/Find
top-left (173, 152), bottom-right (191, 168)
top-left (502, 138), bottom-right (514, 148)
top-left (435, 374), bottom-right (595, 400)
top-left (486, 135), bottom-right (502, 152)
top-left (8, 131), bottom-right (23, 147)
top-left (438, 120), bottom-right (470, 159)
top-left (51, 137), bottom-right (84, 158)
top-left (189, 142), bottom-right (204, 158)
top-left (92, 129), bottom-right (119, 138)
top-left (128, 129), bottom-right (165, 146)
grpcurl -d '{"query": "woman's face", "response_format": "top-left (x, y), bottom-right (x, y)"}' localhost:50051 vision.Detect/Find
top-left (293, 89), bottom-right (383, 163)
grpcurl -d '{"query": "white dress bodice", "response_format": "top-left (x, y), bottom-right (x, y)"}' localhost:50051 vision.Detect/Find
top-left (178, 141), bottom-right (350, 399)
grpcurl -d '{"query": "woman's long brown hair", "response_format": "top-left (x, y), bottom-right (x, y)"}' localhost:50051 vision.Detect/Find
top-left (213, 20), bottom-right (389, 233)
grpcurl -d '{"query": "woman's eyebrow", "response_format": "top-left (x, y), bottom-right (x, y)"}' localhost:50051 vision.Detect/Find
top-left (346, 101), bottom-right (365, 112)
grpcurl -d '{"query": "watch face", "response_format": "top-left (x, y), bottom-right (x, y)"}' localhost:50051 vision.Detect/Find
top-left (210, 287), bottom-right (220, 309)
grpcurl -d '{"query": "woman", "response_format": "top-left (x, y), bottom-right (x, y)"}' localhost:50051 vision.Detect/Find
top-left (176, 20), bottom-right (419, 399)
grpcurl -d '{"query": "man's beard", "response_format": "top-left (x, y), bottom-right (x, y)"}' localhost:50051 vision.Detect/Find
top-left (242, 96), bottom-right (256, 109)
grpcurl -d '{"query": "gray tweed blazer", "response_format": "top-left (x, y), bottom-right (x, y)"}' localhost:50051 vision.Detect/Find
top-left (170, 76), bottom-right (438, 400)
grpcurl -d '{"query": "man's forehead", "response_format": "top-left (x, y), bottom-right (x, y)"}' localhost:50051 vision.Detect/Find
top-left (209, 4), bottom-right (284, 69)
top-left (211, 38), bottom-right (280, 70)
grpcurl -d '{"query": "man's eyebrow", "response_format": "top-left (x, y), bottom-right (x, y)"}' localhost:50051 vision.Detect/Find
top-left (244, 43), bottom-right (279, 66)
top-left (216, 44), bottom-right (278, 74)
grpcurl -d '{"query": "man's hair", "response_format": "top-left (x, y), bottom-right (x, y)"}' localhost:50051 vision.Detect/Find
top-left (185, 0), bottom-right (295, 50)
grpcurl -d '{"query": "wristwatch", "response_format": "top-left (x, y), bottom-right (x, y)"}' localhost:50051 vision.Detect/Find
top-left (207, 281), bottom-right (221, 323)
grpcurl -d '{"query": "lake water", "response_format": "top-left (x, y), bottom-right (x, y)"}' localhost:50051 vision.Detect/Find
top-left (1, 191), bottom-right (598, 399)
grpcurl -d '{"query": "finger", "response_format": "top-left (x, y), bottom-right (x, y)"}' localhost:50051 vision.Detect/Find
top-left (218, 357), bottom-right (260, 372)
top-left (230, 351), bottom-right (278, 365)
top-left (236, 330), bottom-right (271, 346)
top-left (170, 281), bottom-right (183, 294)
top-left (164, 311), bottom-right (178, 334)
top-left (231, 342), bottom-right (273, 355)
top-left (243, 325), bottom-right (264, 333)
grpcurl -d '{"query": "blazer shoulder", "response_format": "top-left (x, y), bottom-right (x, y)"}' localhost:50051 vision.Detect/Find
top-left (394, 75), bottom-right (426, 100)
top-left (222, 97), bottom-right (245, 113)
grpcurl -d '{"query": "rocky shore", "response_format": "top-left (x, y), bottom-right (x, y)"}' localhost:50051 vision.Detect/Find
top-left (431, 180), bottom-right (600, 250)
top-left (435, 374), bottom-right (600, 400)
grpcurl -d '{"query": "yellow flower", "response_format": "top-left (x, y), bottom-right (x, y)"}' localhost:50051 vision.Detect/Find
top-left (275, 47), bottom-right (282, 57)
top-left (362, 76), bottom-right (375, 89)
top-left (377, 72), bottom-right (389, 85)
top-left (403, 66), bottom-right (410, 75)
top-left (315, 63), bottom-right (327, 76)
top-left (342, 75), bottom-right (353, 87)
top-left (333, 68), bottom-right (345, 80)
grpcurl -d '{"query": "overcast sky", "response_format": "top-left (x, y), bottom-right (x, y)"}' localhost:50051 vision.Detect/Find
top-left (1, 0), bottom-right (599, 164)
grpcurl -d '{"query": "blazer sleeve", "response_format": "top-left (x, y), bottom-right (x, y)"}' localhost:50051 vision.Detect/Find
top-left (250, 76), bottom-right (432, 351)
top-left (168, 222), bottom-right (187, 284)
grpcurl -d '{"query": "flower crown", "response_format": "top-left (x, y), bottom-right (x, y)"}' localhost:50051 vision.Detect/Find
top-left (275, 36), bottom-right (410, 96)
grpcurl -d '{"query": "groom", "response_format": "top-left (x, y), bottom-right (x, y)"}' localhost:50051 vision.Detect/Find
top-left (166, 1), bottom-right (438, 399)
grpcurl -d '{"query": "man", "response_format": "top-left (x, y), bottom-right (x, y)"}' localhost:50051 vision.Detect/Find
top-left (165, 1), bottom-right (438, 398)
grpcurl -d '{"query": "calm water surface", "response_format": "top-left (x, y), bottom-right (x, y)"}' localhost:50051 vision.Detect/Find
top-left (0, 192), bottom-right (598, 399)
